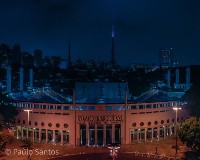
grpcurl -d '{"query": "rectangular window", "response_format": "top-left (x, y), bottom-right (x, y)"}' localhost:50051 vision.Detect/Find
top-left (146, 104), bottom-right (151, 108)
top-left (56, 106), bottom-right (61, 110)
top-left (42, 105), bottom-right (46, 109)
top-left (48, 105), bottom-right (53, 109)
top-left (88, 106), bottom-right (95, 110)
top-left (106, 106), bottom-right (112, 110)
top-left (34, 104), bottom-right (39, 108)
top-left (63, 106), bottom-right (70, 110)
top-left (139, 105), bottom-right (144, 109)
top-left (80, 106), bottom-right (87, 110)
top-left (131, 105), bottom-right (137, 109)
top-left (72, 106), bottom-right (78, 110)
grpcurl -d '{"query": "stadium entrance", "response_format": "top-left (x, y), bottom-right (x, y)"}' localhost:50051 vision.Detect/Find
top-left (78, 114), bottom-right (123, 146)
top-left (80, 123), bottom-right (121, 146)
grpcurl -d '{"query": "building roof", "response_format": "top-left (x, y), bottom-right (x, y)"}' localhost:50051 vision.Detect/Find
top-left (11, 88), bottom-right (72, 104)
top-left (134, 89), bottom-right (185, 103)
top-left (75, 82), bottom-right (129, 104)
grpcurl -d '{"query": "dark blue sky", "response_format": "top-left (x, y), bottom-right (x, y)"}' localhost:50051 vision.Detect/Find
top-left (0, 0), bottom-right (200, 66)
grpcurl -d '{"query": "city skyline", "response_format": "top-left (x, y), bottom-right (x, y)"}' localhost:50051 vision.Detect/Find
top-left (0, 0), bottom-right (200, 66)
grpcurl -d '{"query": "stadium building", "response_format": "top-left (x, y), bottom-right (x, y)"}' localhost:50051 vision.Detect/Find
top-left (9, 67), bottom-right (190, 146)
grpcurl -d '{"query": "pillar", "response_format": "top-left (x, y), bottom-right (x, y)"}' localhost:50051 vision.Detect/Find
top-left (144, 129), bottom-right (147, 142)
top-left (20, 67), bottom-right (24, 91)
top-left (95, 124), bottom-right (98, 146)
top-left (167, 69), bottom-right (171, 88)
top-left (169, 125), bottom-right (172, 138)
top-left (39, 129), bottom-right (41, 143)
top-left (175, 68), bottom-right (179, 84)
top-left (103, 124), bottom-right (106, 146)
top-left (86, 123), bottom-right (89, 145)
top-left (29, 68), bottom-right (33, 89)
top-left (151, 128), bottom-right (154, 141)
top-left (186, 67), bottom-right (190, 84)
top-left (137, 129), bottom-right (139, 141)
top-left (157, 127), bottom-right (160, 140)
top-left (21, 127), bottom-right (24, 140)
top-left (46, 129), bottom-right (48, 144)
top-left (53, 130), bottom-right (55, 144)
top-left (16, 126), bottom-right (19, 139)
top-left (163, 126), bottom-right (166, 139)
top-left (61, 130), bottom-right (63, 145)
top-left (32, 128), bottom-right (34, 142)
top-left (26, 127), bottom-right (29, 140)
top-left (112, 123), bottom-right (115, 143)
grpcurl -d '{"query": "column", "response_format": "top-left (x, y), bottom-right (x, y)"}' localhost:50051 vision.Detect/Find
top-left (21, 127), bottom-right (24, 140)
top-left (53, 130), bottom-right (55, 144)
top-left (144, 128), bottom-right (147, 142)
top-left (169, 125), bottom-right (172, 138)
top-left (137, 129), bottom-right (139, 141)
top-left (61, 130), bottom-right (63, 145)
top-left (26, 127), bottom-right (29, 140)
top-left (157, 127), bottom-right (160, 140)
top-left (164, 126), bottom-right (166, 139)
top-left (32, 128), bottom-right (34, 142)
top-left (95, 124), bottom-right (98, 146)
top-left (86, 123), bottom-right (89, 146)
top-left (151, 128), bottom-right (154, 141)
top-left (16, 126), bottom-right (19, 139)
top-left (103, 124), bottom-right (106, 146)
top-left (112, 123), bottom-right (115, 143)
top-left (39, 129), bottom-right (41, 143)
top-left (46, 129), bottom-right (48, 144)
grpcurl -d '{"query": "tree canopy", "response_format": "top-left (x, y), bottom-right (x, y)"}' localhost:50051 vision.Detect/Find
top-left (0, 92), bottom-right (18, 130)
top-left (182, 83), bottom-right (200, 117)
top-left (179, 117), bottom-right (200, 151)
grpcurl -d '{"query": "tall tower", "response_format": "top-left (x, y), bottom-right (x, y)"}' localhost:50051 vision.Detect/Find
top-left (67, 40), bottom-right (71, 68)
top-left (159, 48), bottom-right (173, 69)
top-left (111, 25), bottom-right (115, 67)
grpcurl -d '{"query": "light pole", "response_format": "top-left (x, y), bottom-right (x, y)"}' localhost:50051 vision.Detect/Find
top-left (24, 109), bottom-right (32, 140)
top-left (173, 107), bottom-right (181, 155)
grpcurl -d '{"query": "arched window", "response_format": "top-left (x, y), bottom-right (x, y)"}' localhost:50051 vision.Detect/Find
top-left (48, 123), bottom-right (52, 127)
top-left (132, 123), bottom-right (136, 127)
top-left (147, 121), bottom-right (151, 126)
top-left (56, 123), bottom-right (60, 128)
top-left (64, 124), bottom-right (68, 128)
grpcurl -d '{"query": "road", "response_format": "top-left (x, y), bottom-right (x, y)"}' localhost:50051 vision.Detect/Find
top-left (49, 152), bottom-right (181, 160)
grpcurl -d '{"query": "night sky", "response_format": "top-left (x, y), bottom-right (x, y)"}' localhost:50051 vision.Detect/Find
top-left (0, 0), bottom-right (200, 66)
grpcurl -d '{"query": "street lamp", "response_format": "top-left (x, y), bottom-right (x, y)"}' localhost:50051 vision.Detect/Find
top-left (173, 107), bottom-right (181, 155)
top-left (108, 144), bottom-right (120, 160)
top-left (24, 109), bottom-right (32, 140)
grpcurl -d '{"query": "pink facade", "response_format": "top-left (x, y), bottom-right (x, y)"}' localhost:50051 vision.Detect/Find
top-left (14, 101), bottom-right (189, 146)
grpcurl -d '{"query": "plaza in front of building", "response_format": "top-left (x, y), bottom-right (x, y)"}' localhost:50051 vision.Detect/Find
top-left (1, 137), bottom-right (198, 160)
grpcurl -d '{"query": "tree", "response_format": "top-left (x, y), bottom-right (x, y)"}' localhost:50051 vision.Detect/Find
top-left (0, 92), bottom-right (18, 130)
top-left (179, 117), bottom-right (200, 151)
top-left (182, 83), bottom-right (200, 117)
top-left (0, 131), bottom-right (14, 151)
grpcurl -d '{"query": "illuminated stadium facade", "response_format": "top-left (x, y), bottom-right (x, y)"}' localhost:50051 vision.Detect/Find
top-left (12, 78), bottom-right (190, 146)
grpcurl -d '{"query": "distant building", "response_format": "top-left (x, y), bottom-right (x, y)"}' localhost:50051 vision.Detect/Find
top-left (21, 52), bottom-right (34, 67)
top-left (130, 63), bottom-right (159, 72)
top-left (34, 49), bottom-right (43, 67)
top-left (159, 48), bottom-right (173, 69)
top-left (43, 56), bottom-right (61, 69)
top-left (0, 44), bottom-right (21, 67)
